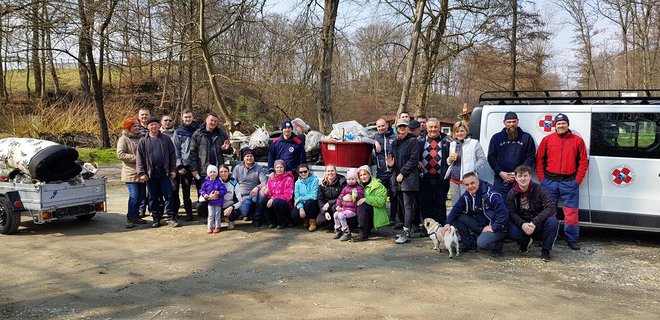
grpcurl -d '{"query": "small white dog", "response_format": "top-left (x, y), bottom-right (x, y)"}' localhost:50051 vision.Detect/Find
top-left (423, 218), bottom-right (460, 258)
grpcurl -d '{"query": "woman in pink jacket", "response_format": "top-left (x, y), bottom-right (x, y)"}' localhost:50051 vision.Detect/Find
top-left (260, 159), bottom-right (294, 229)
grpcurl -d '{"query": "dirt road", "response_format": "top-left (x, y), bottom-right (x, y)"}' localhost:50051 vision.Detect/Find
top-left (1, 165), bottom-right (658, 319)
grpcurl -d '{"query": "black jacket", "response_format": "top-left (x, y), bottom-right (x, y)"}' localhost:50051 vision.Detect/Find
top-left (317, 174), bottom-right (346, 213)
top-left (189, 126), bottom-right (233, 174)
top-left (390, 133), bottom-right (421, 192)
top-left (506, 182), bottom-right (556, 227)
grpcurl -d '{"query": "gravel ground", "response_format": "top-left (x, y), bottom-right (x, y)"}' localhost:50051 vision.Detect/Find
top-left (0, 164), bottom-right (658, 319)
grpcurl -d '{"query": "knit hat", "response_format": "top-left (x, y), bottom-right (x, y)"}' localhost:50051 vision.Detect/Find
top-left (274, 159), bottom-right (286, 170)
top-left (347, 168), bottom-right (358, 180)
top-left (504, 111), bottom-right (518, 120)
top-left (281, 120), bottom-right (293, 129)
top-left (241, 148), bottom-right (255, 158)
top-left (357, 165), bottom-right (371, 175)
top-left (207, 164), bottom-right (218, 176)
top-left (555, 113), bottom-right (569, 125)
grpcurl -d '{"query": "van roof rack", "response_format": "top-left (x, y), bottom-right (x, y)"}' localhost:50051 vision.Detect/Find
top-left (479, 89), bottom-right (660, 105)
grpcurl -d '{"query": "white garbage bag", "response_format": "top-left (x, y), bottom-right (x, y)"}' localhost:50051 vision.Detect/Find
top-left (291, 118), bottom-right (310, 136)
top-left (305, 130), bottom-right (324, 153)
top-left (326, 121), bottom-right (368, 142)
top-left (249, 124), bottom-right (270, 149)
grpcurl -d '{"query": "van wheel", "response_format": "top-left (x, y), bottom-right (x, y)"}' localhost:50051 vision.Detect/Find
top-left (0, 197), bottom-right (20, 234)
top-left (76, 213), bottom-right (96, 221)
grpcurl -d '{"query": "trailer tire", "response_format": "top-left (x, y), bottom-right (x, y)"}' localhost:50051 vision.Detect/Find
top-left (0, 197), bottom-right (20, 235)
top-left (76, 213), bottom-right (96, 221)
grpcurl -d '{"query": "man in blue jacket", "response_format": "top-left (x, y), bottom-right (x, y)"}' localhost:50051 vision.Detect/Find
top-left (172, 109), bottom-right (198, 221)
top-left (487, 111), bottom-right (536, 195)
top-left (371, 118), bottom-right (399, 225)
top-left (441, 172), bottom-right (509, 256)
top-left (268, 120), bottom-right (306, 174)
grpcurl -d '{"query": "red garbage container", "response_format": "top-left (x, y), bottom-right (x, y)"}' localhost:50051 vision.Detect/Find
top-left (320, 141), bottom-right (372, 167)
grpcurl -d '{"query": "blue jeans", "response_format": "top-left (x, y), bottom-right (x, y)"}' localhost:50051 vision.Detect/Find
top-left (453, 213), bottom-right (507, 252)
top-left (126, 182), bottom-right (146, 221)
top-left (509, 216), bottom-right (560, 252)
top-left (239, 193), bottom-right (261, 220)
top-left (146, 169), bottom-right (176, 221)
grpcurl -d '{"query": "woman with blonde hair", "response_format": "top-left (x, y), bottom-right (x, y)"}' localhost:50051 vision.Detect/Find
top-left (117, 117), bottom-right (147, 228)
top-left (314, 164), bottom-right (346, 231)
top-left (445, 121), bottom-right (487, 206)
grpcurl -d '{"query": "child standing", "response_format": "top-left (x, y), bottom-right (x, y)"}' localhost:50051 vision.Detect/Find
top-left (333, 168), bottom-right (365, 241)
top-left (199, 165), bottom-right (227, 233)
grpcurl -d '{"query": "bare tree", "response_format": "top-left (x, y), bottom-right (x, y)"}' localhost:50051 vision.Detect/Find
top-left (396, 0), bottom-right (425, 117)
top-left (557, 0), bottom-right (599, 89)
top-left (316, 0), bottom-right (340, 133)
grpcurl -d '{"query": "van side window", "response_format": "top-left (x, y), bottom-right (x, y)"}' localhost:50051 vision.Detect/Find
top-left (591, 113), bottom-right (660, 159)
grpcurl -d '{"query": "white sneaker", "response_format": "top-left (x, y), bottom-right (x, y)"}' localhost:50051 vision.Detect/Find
top-left (395, 227), bottom-right (410, 244)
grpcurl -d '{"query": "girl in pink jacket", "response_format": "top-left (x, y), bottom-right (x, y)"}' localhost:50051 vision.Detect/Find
top-left (261, 159), bottom-right (294, 229)
top-left (333, 168), bottom-right (364, 241)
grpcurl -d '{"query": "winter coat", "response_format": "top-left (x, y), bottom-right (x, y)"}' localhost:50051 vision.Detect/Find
top-left (222, 177), bottom-right (241, 210)
top-left (390, 133), bottom-right (421, 192)
top-left (446, 180), bottom-right (509, 233)
top-left (268, 133), bottom-right (306, 173)
top-left (317, 174), bottom-right (347, 213)
top-left (371, 127), bottom-right (396, 175)
top-left (189, 126), bottom-right (233, 174)
top-left (172, 122), bottom-right (198, 168)
top-left (200, 176), bottom-right (228, 207)
top-left (135, 133), bottom-right (177, 178)
top-left (445, 137), bottom-right (487, 180)
top-left (265, 171), bottom-right (295, 205)
top-left (232, 162), bottom-right (267, 196)
top-left (536, 130), bottom-right (589, 184)
top-left (359, 177), bottom-right (389, 228)
top-left (506, 182), bottom-right (557, 228)
top-left (160, 127), bottom-right (175, 140)
top-left (294, 174), bottom-right (319, 209)
top-left (487, 127), bottom-right (536, 175)
top-left (336, 184), bottom-right (365, 213)
top-left (116, 130), bottom-right (141, 183)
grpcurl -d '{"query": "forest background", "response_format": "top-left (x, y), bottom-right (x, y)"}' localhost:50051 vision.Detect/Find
top-left (0, 0), bottom-right (658, 148)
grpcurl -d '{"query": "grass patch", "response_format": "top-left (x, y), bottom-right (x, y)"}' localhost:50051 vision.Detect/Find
top-left (77, 148), bottom-right (120, 164)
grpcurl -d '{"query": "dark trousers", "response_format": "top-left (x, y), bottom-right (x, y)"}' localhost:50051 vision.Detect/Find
top-left (195, 174), bottom-right (209, 218)
top-left (260, 198), bottom-right (292, 227)
top-left (398, 191), bottom-right (418, 229)
top-left (179, 167), bottom-right (199, 216)
top-left (493, 175), bottom-right (513, 196)
top-left (224, 206), bottom-right (242, 222)
top-left (146, 169), bottom-right (176, 221)
top-left (453, 213), bottom-right (506, 252)
top-left (291, 199), bottom-right (320, 225)
top-left (419, 174), bottom-right (450, 225)
top-left (356, 203), bottom-right (374, 230)
top-left (508, 216), bottom-right (560, 252)
top-left (378, 173), bottom-right (400, 223)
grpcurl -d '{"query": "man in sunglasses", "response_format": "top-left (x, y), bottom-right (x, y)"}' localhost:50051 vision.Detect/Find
top-left (159, 114), bottom-right (176, 139)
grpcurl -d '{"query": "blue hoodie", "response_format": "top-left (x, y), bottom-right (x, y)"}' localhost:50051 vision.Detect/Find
top-left (445, 180), bottom-right (509, 233)
top-left (487, 127), bottom-right (536, 175)
top-left (294, 174), bottom-right (319, 209)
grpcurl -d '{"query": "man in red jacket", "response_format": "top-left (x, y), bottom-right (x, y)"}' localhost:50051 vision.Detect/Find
top-left (536, 113), bottom-right (588, 250)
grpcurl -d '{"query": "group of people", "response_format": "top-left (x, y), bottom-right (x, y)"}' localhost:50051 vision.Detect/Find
top-left (117, 108), bottom-right (588, 261)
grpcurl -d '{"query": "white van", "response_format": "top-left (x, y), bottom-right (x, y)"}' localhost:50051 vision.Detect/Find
top-left (469, 90), bottom-right (660, 232)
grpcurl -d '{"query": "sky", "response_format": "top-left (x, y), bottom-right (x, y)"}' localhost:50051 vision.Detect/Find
top-left (264, 0), bottom-right (619, 89)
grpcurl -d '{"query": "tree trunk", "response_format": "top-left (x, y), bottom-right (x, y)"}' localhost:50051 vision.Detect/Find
top-left (510, 0), bottom-right (518, 91)
top-left (316, 0), bottom-right (340, 133)
top-left (396, 0), bottom-right (426, 117)
top-left (198, 0), bottom-right (234, 131)
top-left (31, 0), bottom-right (42, 98)
top-left (46, 28), bottom-right (61, 96)
top-left (0, 15), bottom-right (5, 99)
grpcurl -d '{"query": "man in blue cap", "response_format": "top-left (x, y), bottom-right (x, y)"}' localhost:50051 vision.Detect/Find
top-left (268, 119), bottom-right (306, 175)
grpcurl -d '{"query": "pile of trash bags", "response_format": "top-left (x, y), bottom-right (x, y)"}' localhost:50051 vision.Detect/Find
top-left (228, 118), bottom-right (374, 164)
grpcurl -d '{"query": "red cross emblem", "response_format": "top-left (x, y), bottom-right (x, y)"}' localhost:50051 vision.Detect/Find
top-left (538, 115), bottom-right (555, 132)
top-left (610, 165), bottom-right (635, 187)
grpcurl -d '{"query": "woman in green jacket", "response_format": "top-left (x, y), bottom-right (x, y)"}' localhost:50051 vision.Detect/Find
top-left (354, 165), bottom-right (388, 241)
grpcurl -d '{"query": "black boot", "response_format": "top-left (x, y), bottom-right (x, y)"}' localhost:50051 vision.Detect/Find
top-left (352, 227), bottom-right (369, 242)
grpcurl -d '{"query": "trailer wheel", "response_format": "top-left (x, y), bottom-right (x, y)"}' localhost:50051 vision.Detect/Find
top-left (76, 213), bottom-right (96, 221)
top-left (0, 197), bottom-right (20, 235)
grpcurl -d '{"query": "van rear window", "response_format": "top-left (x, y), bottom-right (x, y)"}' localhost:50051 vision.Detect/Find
top-left (591, 113), bottom-right (660, 159)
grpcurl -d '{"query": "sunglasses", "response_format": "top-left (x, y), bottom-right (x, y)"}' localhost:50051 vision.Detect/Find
top-left (298, 170), bottom-right (308, 174)
top-left (163, 119), bottom-right (173, 122)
